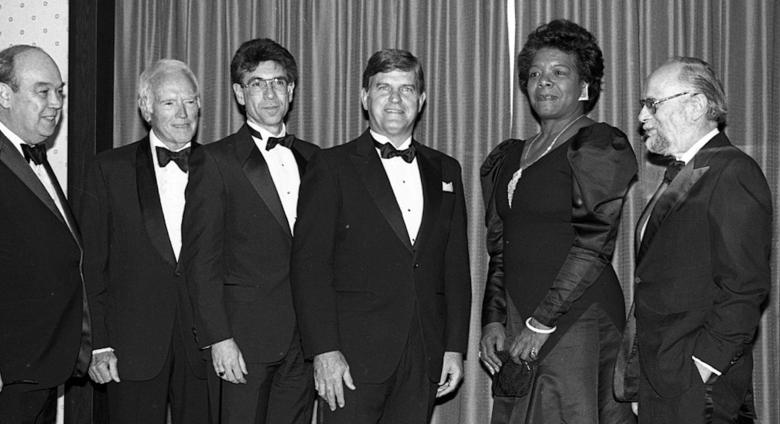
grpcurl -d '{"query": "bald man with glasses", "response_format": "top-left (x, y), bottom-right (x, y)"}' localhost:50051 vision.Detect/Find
top-left (614, 57), bottom-right (771, 423)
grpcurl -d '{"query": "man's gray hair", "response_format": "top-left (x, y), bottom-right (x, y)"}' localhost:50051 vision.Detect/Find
top-left (137, 59), bottom-right (199, 112)
top-left (668, 56), bottom-right (727, 126)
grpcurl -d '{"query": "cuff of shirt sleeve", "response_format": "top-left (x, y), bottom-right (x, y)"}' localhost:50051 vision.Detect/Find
top-left (92, 347), bottom-right (114, 355)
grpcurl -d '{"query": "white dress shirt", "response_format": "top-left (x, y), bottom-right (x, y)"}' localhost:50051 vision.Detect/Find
top-left (150, 130), bottom-right (189, 260)
top-left (248, 122), bottom-right (301, 234)
top-left (371, 130), bottom-right (423, 245)
top-left (0, 120), bottom-right (71, 229)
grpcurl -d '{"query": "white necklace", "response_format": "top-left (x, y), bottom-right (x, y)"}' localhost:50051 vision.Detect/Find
top-left (507, 114), bottom-right (586, 207)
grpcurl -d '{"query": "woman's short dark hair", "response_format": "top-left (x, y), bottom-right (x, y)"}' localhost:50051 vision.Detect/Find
top-left (517, 19), bottom-right (604, 113)
top-left (230, 38), bottom-right (297, 86)
top-left (362, 49), bottom-right (425, 93)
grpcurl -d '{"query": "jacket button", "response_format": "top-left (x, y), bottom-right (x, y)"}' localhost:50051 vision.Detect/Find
top-left (414, 263), bottom-right (420, 269)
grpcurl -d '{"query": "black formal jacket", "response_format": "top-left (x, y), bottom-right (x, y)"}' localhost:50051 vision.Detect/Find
top-left (181, 125), bottom-right (318, 363)
top-left (616, 132), bottom-right (772, 399)
top-left (79, 137), bottom-right (205, 380)
top-left (0, 131), bottom-right (86, 392)
top-left (290, 130), bottom-right (472, 383)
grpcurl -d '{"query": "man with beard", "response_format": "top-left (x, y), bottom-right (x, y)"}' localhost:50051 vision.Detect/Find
top-left (80, 59), bottom-right (208, 424)
top-left (614, 57), bottom-right (771, 423)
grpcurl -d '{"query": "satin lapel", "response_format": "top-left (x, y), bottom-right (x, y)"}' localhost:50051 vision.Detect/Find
top-left (412, 144), bottom-right (442, 255)
top-left (351, 132), bottom-right (412, 252)
top-left (638, 156), bottom-right (711, 264)
top-left (0, 134), bottom-right (64, 223)
top-left (290, 138), bottom-right (307, 177)
top-left (136, 138), bottom-right (177, 265)
top-left (237, 126), bottom-right (292, 239)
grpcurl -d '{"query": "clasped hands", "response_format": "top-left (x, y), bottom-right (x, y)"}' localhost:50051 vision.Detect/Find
top-left (313, 350), bottom-right (464, 411)
top-left (479, 321), bottom-right (550, 375)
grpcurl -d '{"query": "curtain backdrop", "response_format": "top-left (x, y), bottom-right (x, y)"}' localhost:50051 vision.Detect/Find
top-left (114, 1), bottom-right (779, 423)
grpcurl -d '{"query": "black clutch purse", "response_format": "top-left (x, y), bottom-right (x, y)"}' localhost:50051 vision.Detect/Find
top-left (491, 350), bottom-right (536, 398)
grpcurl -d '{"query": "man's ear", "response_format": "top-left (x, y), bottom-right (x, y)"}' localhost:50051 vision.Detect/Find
top-left (688, 93), bottom-right (709, 121)
top-left (232, 83), bottom-right (246, 106)
top-left (417, 91), bottom-right (427, 113)
top-left (360, 88), bottom-right (369, 111)
top-left (287, 82), bottom-right (295, 102)
top-left (0, 82), bottom-right (13, 109)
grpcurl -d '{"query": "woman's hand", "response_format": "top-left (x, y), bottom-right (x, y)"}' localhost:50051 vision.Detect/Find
top-left (508, 322), bottom-right (551, 363)
top-left (479, 322), bottom-right (506, 375)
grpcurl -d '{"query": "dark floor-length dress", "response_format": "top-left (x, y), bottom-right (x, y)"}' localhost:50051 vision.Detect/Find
top-left (481, 123), bottom-right (637, 423)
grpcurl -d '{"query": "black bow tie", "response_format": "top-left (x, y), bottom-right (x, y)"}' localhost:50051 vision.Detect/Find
top-left (246, 125), bottom-right (295, 151)
top-left (21, 143), bottom-right (48, 165)
top-left (373, 139), bottom-right (416, 163)
top-left (664, 160), bottom-right (685, 183)
top-left (156, 146), bottom-right (191, 172)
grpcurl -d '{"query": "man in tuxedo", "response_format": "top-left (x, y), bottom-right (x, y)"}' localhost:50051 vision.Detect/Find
top-left (0, 45), bottom-right (91, 422)
top-left (80, 59), bottom-right (208, 424)
top-left (290, 49), bottom-right (472, 424)
top-left (181, 38), bottom-right (317, 424)
top-left (615, 57), bottom-right (771, 423)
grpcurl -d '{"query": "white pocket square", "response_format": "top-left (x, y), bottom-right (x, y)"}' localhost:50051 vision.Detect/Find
top-left (442, 181), bottom-right (454, 192)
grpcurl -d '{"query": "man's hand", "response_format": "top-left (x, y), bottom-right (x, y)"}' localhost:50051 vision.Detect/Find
top-left (313, 350), bottom-right (355, 411)
top-left (632, 402), bottom-right (638, 416)
top-left (211, 338), bottom-right (247, 384)
top-left (479, 322), bottom-right (506, 375)
top-left (88, 351), bottom-right (121, 384)
top-left (436, 351), bottom-right (463, 398)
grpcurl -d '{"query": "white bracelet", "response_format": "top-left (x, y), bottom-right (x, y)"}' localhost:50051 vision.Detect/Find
top-left (525, 317), bottom-right (556, 334)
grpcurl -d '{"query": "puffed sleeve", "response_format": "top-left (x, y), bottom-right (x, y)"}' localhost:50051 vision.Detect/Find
top-left (480, 139), bottom-right (520, 327)
top-left (532, 124), bottom-right (637, 327)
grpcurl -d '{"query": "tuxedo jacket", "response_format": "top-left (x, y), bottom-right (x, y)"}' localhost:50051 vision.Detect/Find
top-left (619, 132), bottom-right (771, 399)
top-left (290, 130), bottom-right (472, 383)
top-left (0, 132), bottom-right (86, 392)
top-left (181, 125), bottom-right (319, 363)
top-left (79, 137), bottom-right (205, 380)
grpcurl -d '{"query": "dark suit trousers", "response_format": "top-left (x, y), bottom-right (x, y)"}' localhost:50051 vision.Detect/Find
top-left (639, 352), bottom-right (753, 424)
top-left (107, 322), bottom-right (208, 424)
top-left (0, 386), bottom-right (57, 424)
top-left (319, 312), bottom-right (438, 424)
top-left (211, 334), bottom-right (314, 424)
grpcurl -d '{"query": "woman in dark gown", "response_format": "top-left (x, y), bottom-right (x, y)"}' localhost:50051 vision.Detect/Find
top-left (479, 20), bottom-right (637, 423)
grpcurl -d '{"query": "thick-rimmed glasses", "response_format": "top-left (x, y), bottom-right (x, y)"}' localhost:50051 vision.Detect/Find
top-left (241, 77), bottom-right (289, 94)
top-left (638, 92), bottom-right (695, 114)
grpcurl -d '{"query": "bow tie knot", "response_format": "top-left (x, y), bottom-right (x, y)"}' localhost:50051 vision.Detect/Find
top-left (246, 125), bottom-right (295, 151)
top-left (156, 146), bottom-right (191, 172)
top-left (266, 134), bottom-right (295, 151)
top-left (373, 139), bottom-right (416, 163)
top-left (21, 143), bottom-right (48, 165)
top-left (664, 159), bottom-right (685, 183)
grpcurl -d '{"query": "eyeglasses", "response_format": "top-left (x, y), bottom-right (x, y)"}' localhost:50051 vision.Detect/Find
top-left (638, 92), bottom-right (695, 114)
top-left (241, 77), bottom-right (289, 93)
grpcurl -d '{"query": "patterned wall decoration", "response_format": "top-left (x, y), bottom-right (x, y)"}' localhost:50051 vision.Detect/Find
top-left (0, 0), bottom-right (70, 190)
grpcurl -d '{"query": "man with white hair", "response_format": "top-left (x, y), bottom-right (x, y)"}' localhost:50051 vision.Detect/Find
top-left (80, 59), bottom-right (208, 424)
top-left (615, 57), bottom-right (771, 423)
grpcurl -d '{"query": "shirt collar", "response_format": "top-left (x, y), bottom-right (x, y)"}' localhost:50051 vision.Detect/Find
top-left (247, 121), bottom-right (286, 142)
top-left (150, 129), bottom-right (191, 152)
top-left (0, 119), bottom-right (35, 158)
top-left (370, 130), bottom-right (412, 150)
top-left (675, 128), bottom-right (719, 164)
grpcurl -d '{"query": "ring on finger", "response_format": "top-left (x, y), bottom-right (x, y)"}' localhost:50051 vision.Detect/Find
top-left (529, 348), bottom-right (538, 359)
